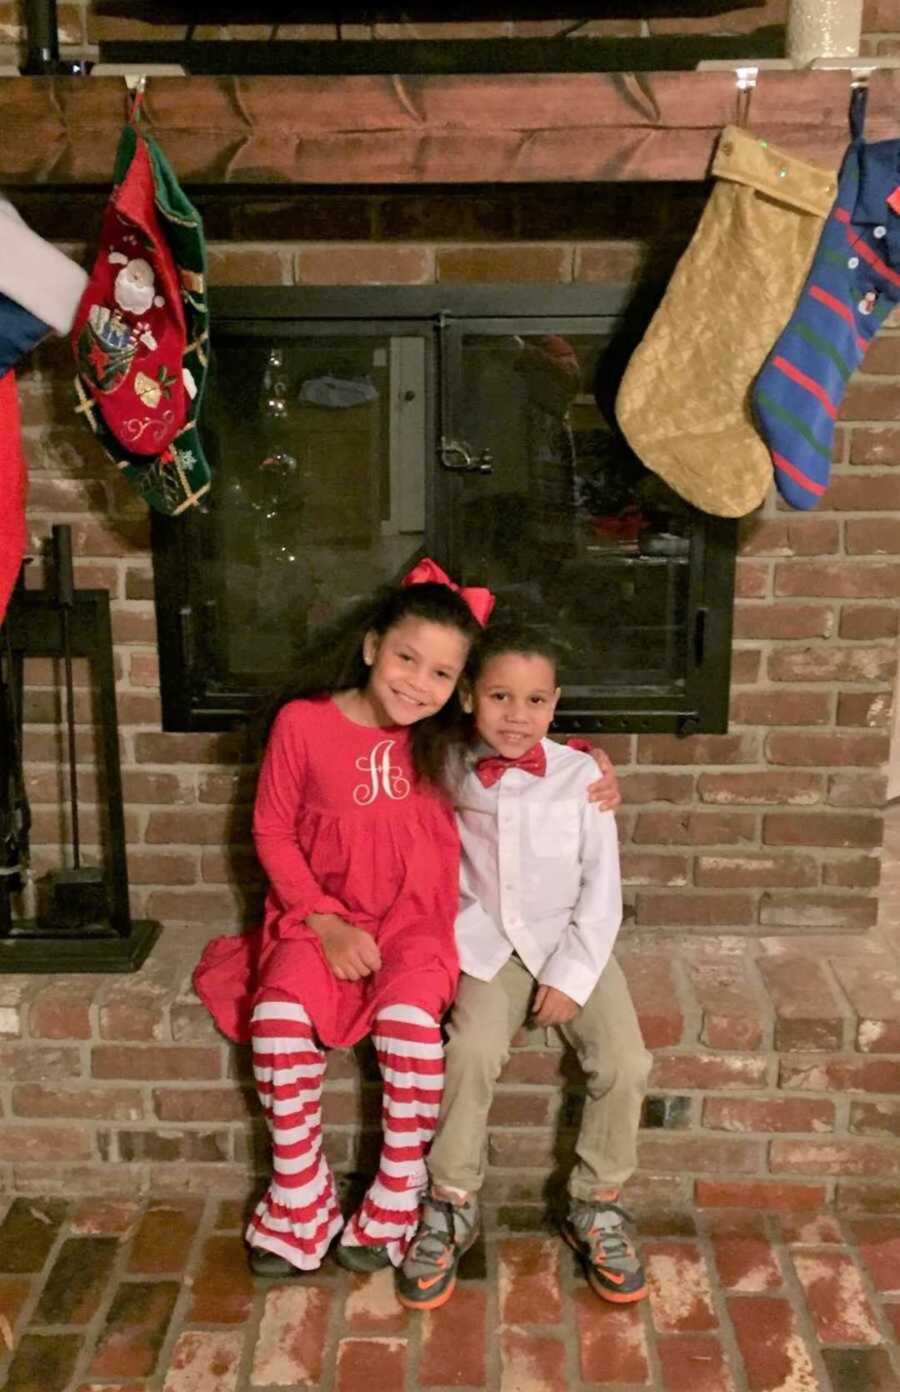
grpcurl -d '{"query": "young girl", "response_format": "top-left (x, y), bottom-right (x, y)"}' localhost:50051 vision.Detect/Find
top-left (194, 559), bottom-right (491, 1278)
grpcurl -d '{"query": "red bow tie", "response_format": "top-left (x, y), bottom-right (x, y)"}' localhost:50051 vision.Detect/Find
top-left (475, 743), bottom-right (547, 788)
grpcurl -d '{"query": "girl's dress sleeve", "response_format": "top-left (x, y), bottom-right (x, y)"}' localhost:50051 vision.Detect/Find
top-left (254, 704), bottom-right (350, 925)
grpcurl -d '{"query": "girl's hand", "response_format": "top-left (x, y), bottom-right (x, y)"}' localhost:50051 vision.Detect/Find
top-left (307, 913), bottom-right (382, 982)
top-left (584, 746), bottom-right (622, 812)
top-left (531, 984), bottom-right (579, 1027)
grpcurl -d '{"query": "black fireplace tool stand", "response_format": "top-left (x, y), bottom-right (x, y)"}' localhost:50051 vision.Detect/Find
top-left (0, 542), bottom-right (160, 972)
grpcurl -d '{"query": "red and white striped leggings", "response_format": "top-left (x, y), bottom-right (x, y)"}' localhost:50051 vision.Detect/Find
top-left (247, 989), bottom-right (444, 1269)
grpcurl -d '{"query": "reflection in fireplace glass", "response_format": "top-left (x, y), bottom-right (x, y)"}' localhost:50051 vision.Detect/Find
top-left (208, 334), bottom-right (426, 676)
top-left (453, 332), bottom-right (691, 690)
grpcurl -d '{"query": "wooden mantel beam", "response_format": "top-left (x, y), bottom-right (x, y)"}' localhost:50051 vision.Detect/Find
top-left (0, 70), bottom-right (895, 186)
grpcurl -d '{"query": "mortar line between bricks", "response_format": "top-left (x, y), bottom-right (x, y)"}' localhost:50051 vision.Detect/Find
top-left (744, 955), bottom-right (782, 1077)
top-left (817, 956), bottom-right (857, 1052)
top-left (838, 1211), bottom-right (900, 1372)
top-left (670, 953), bottom-right (700, 1048)
top-left (0, 1203), bottom-right (72, 1390)
top-left (64, 1206), bottom-right (171, 1392)
top-left (557, 1232), bottom-right (582, 1392)
top-left (637, 1268), bottom-right (664, 1392)
top-left (138, 1191), bottom-right (219, 1390)
top-left (695, 1217), bottom-right (752, 1392)
top-left (231, 1273), bottom-right (268, 1392)
top-left (408, 1219), bottom-right (436, 1392)
top-left (78, 1023), bottom-right (94, 1136)
top-left (55, 1199), bottom-right (146, 1392)
top-left (404, 1267), bottom-right (423, 1392)
top-left (484, 1226), bottom-right (502, 1392)
top-left (831, 1090), bottom-right (852, 1137)
top-left (744, 941), bottom-right (776, 1053)
top-left (315, 1263), bottom-right (351, 1392)
top-left (769, 1214), bottom-right (839, 1392)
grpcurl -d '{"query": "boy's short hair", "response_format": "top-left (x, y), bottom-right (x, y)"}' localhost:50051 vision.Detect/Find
top-left (468, 619), bottom-right (563, 685)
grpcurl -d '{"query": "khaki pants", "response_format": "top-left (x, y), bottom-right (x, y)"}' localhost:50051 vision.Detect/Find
top-left (428, 954), bottom-right (651, 1201)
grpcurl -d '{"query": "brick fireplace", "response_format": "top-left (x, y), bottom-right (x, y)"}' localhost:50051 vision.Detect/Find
top-left (1, 63), bottom-right (898, 1216)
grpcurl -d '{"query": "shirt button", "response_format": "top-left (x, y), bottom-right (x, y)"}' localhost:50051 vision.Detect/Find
top-left (848, 256), bottom-right (859, 268)
top-left (874, 225), bottom-right (887, 238)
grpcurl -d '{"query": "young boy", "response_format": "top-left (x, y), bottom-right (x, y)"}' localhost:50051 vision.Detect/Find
top-left (396, 622), bottom-right (651, 1311)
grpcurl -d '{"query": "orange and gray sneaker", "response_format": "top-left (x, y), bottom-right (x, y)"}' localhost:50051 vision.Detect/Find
top-left (562, 1197), bottom-right (647, 1303)
top-left (395, 1193), bottom-right (479, 1310)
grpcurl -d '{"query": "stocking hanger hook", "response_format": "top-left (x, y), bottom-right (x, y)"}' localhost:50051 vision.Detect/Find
top-left (124, 72), bottom-right (146, 121)
top-left (735, 66), bottom-right (757, 128)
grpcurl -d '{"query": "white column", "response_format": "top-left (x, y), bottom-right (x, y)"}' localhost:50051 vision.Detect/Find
top-left (787, 0), bottom-right (864, 66)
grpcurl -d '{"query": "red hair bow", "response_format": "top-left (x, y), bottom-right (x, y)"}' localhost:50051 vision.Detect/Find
top-left (402, 557), bottom-right (495, 628)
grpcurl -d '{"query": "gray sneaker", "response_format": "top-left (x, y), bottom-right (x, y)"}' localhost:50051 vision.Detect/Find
top-left (396, 1193), bottom-right (479, 1310)
top-left (562, 1197), bottom-right (647, 1303)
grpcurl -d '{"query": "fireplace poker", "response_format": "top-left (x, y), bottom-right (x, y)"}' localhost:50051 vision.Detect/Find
top-left (43, 524), bottom-right (109, 932)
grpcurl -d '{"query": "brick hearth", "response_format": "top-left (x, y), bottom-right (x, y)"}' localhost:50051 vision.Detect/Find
top-left (0, 807), bottom-right (898, 1385)
top-left (0, 806), bottom-right (897, 1216)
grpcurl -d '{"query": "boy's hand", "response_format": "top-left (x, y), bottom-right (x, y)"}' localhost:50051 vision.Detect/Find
top-left (531, 984), bottom-right (579, 1027)
top-left (584, 746), bottom-right (621, 812)
top-left (307, 913), bottom-right (382, 981)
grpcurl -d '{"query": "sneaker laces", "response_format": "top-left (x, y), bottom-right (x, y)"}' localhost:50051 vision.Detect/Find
top-left (572, 1200), bottom-right (638, 1271)
top-left (405, 1197), bottom-right (473, 1278)
top-left (588, 1204), bottom-right (633, 1265)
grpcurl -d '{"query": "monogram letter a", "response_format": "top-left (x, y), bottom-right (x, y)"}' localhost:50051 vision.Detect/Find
top-left (353, 740), bottom-right (410, 805)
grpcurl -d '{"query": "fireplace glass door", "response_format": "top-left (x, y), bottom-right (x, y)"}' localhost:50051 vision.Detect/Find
top-left (207, 326), bottom-right (428, 678)
top-left (441, 323), bottom-right (694, 706)
top-left (151, 286), bottom-right (735, 733)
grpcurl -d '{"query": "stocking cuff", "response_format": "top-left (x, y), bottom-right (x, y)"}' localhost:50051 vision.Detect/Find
top-left (712, 126), bottom-right (837, 219)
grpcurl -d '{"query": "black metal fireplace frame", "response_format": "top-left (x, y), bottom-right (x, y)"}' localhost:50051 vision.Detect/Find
top-left (151, 282), bottom-right (737, 738)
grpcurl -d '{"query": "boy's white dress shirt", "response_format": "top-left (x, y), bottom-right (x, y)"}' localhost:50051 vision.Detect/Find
top-left (452, 738), bottom-right (622, 1007)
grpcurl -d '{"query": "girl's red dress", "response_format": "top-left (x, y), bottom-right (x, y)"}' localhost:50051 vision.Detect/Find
top-left (193, 697), bottom-right (461, 1048)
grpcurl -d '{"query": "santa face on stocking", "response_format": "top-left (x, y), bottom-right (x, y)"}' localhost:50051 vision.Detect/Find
top-left (71, 134), bottom-right (188, 457)
top-left (113, 255), bottom-right (159, 315)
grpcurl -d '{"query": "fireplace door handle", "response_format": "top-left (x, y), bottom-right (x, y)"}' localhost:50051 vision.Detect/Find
top-left (439, 437), bottom-right (494, 474)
